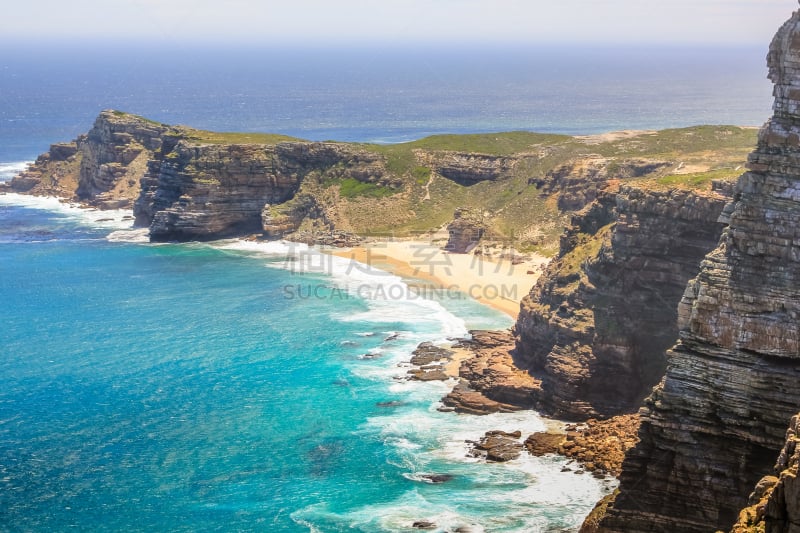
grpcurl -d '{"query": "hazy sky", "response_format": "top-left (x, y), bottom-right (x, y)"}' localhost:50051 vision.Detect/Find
top-left (2, 0), bottom-right (797, 46)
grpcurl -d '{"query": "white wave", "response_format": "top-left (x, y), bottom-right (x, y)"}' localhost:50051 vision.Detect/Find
top-left (0, 192), bottom-right (135, 230)
top-left (0, 161), bottom-right (31, 181)
top-left (217, 239), bottom-right (468, 343)
top-left (292, 494), bottom-right (487, 533)
top-left (218, 237), bottom-right (613, 531)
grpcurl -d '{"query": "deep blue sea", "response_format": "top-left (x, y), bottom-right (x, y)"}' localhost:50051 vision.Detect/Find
top-left (0, 43), bottom-right (773, 531)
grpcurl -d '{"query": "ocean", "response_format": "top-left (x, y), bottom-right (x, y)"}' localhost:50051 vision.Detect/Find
top-left (0, 43), bottom-right (772, 532)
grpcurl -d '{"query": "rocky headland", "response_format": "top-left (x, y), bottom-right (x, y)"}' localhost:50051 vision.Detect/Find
top-left (3, 110), bottom-right (753, 255)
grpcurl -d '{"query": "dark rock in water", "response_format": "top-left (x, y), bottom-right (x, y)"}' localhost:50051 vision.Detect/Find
top-left (376, 401), bottom-right (405, 408)
top-left (419, 473), bottom-right (454, 484)
top-left (331, 379), bottom-right (350, 387)
top-left (307, 439), bottom-right (346, 477)
top-left (469, 430), bottom-right (524, 462)
top-left (410, 342), bottom-right (453, 366)
top-left (486, 430), bottom-right (522, 439)
top-left (412, 520), bottom-right (437, 530)
top-left (441, 381), bottom-right (521, 415)
top-left (407, 368), bottom-right (449, 381)
top-left (383, 332), bottom-right (400, 342)
top-left (361, 352), bottom-right (381, 360)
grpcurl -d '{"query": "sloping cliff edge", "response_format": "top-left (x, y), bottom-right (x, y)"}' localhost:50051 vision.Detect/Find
top-left (594, 8), bottom-right (800, 532)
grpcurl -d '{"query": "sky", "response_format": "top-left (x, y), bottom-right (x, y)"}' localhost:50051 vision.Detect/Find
top-left (1, 0), bottom-right (797, 46)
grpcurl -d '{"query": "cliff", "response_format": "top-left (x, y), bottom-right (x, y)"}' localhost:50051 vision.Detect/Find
top-left (597, 9), bottom-right (800, 532)
top-left (513, 183), bottom-right (731, 420)
top-left (5, 111), bottom-right (754, 248)
top-left (134, 140), bottom-right (389, 241)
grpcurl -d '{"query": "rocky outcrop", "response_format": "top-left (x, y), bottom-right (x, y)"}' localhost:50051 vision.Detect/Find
top-left (731, 413), bottom-right (800, 533)
top-left (513, 184), bottom-right (730, 420)
top-left (76, 111), bottom-right (169, 207)
top-left (445, 208), bottom-right (485, 253)
top-left (525, 415), bottom-right (639, 478)
top-left (134, 140), bottom-right (392, 241)
top-left (532, 156), bottom-right (672, 211)
top-left (8, 141), bottom-right (82, 197)
top-left (261, 193), bottom-right (321, 238)
top-left (467, 430), bottom-right (524, 462)
top-left (598, 9), bottom-right (800, 532)
top-left (441, 330), bottom-right (541, 415)
top-left (432, 152), bottom-right (517, 185)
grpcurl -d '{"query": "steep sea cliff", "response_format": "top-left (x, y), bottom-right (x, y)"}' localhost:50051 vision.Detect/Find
top-left (513, 184), bottom-right (732, 420)
top-left (596, 9), bottom-right (800, 532)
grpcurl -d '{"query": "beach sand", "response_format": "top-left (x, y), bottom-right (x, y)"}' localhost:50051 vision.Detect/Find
top-left (333, 240), bottom-right (550, 319)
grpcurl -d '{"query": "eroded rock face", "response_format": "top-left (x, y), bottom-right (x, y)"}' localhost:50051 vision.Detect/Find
top-left (532, 156), bottom-right (672, 211)
top-left (445, 208), bottom-right (485, 253)
top-left (76, 111), bottom-right (169, 207)
top-left (432, 152), bottom-right (517, 185)
top-left (134, 141), bottom-right (389, 241)
top-left (135, 142), bottom-right (302, 240)
top-left (513, 185), bottom-right (729, 420)
top-left (598, 9), bottom-right (800, 532)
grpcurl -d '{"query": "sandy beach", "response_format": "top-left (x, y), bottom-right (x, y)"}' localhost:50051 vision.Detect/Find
top-left (333, 240), bottom-right (550, 318)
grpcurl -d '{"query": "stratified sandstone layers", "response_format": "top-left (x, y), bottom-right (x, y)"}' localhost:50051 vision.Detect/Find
top-left (134, 141), bottom-right (389, 241)
top-left (598, 9), bottom-right (800, 532)
top-left (731, 413), bottom-right (800, 533)
top-left (76, 112), bottom-right (169, 206)
top-left (513, 183), bottom-right (730, 420)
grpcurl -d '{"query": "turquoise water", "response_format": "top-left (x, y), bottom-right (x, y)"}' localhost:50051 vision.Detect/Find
top-left (0, 194), bottom-right (611, 532)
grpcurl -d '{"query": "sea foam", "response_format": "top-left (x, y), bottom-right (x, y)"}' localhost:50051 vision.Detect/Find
top-left (0, 192), bottom-right (135, 230)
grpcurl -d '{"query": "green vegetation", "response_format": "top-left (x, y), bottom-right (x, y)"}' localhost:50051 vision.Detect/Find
top-left (412, 166), bottom-right (431, 184)
top-left (337, 178), bottom-right (396, 199)
top-left (654, 168), bottom-right (742, 189)
top-left (404, 131), bottom-right (572, 155)
top-left (591, 126), bottom-right (757, 158)
top-left (559, 225), bottom-right (614, 277)
top-left (177, 128), bottom-right (302, 146)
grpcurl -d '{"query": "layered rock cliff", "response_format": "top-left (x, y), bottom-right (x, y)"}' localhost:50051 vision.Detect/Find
top-left (597, 9), bottom-right (800, 532)
top-left (513, 183), bottom-right (731, 420)
top-left (134, 141), bottom-right (389, 241)
top-left (532, 156), bottom-right (672, 211)
top-left (75, 112), bottom-right (169, 207)
top-left (731, 413), bottom-right (800, 533)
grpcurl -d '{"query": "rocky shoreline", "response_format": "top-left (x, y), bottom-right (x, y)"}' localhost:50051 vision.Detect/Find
top-left (396, 330), bottom-right (642, 478)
